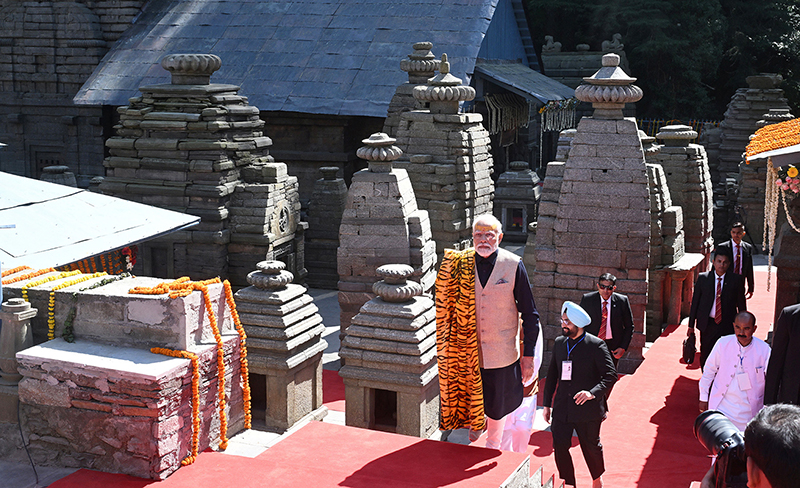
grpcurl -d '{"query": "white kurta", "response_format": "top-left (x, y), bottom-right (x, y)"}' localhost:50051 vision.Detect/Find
top-left (699, 335), bottom-right (771, 431)
top-left (500, 324), bottom-right (544, 452)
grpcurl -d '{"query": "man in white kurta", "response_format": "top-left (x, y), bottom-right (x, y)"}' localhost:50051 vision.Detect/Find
top-left (699, 311), bottom-right (771, 431)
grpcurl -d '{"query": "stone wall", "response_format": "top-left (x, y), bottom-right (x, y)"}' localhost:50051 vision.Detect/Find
top-left (0, 0), bottom-right (145, 182)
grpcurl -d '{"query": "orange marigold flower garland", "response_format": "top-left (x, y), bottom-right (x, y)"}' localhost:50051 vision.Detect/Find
top-left (746, 118), bottom-right (800, 160)
top-left (130, 277), bottom-right (232, 450)
top-left (21, 270), bottom-right (81, 301)
top-left (2, 267), bottom-right (55, 285)
top-left (151, 347), bottom-right (200, 466)
top-left (47, 272), bottom-right (107, 340)
top-left (1, 266), bottom-right (31, 279)
top-left (223, 279), bottom-right (251, 429)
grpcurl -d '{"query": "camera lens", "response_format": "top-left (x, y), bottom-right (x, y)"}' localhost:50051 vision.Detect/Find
top-left (694, 410), bottom-right (744, 456)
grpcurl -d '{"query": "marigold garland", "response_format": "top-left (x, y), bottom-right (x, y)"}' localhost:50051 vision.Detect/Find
top-left (2, 267), bottom-right (55, 285)
top-left (47, 272), bottom-right (107, 340)
top-left (223, 280), bottom-right (251, 429)
top-left (151, 347), bottom-right (200, 466)
top-left (130, 276), bottom-right (237, 451)
top-left (21, 270), bottom-right (81, 301)
top-left (1, 266), bottom-right (31, 279)
top-left (746, 118), bottom-right (800, 159)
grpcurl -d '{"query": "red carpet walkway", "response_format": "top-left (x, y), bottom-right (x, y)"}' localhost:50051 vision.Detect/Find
top-left (49, 269), bottom-right (777, 488)
top-left (521, 268), bottom-right (777, 487)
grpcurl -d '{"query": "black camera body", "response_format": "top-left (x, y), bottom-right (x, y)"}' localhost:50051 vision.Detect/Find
top-left (694, 410), bottom-right (748, 488)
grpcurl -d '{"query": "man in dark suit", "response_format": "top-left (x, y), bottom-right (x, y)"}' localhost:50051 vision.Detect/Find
top-left (580, 273), bottom-right (634, 365)
top-left (716, 222), bottom-right (755, 299)
top-left (688, 251), bottom-right (747, 368)
top-left (543, 301), bottom-right (617, 488)
top-left (765, 303), bottom-right (800, 405)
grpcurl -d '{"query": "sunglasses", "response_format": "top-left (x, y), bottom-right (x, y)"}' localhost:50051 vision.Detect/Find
top-left (598, 284), bottom-right (615, 290)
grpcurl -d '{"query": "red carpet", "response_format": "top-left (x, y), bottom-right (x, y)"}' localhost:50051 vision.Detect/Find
top-left (520, 268), bottom-right (776, 487)
top-left (47, 269), bottom-right (779, 488)
top-left (50, 422), bottom-right (529, 488)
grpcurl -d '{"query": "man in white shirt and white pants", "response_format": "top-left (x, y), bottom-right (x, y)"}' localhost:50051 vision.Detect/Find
top-left (698, 311), bottom-right (771, 431)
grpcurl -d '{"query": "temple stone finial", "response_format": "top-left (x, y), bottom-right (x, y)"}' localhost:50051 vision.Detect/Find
top-left (412, 53), bottom-right (475, 114)
top-left (320, 166), bottom-right (340, 180)
top-left (656, 125), bottom-right (698, 147)
top-left (575, 53), bottom-right (642, 119)
top-left (161, 53), bottom-right (222, 85)
top-left (372, 264), bottom-right (422, 303)
top-left (400, 42), bottom-right (440, 82)
top-left (246, 260), bottom-right (294, 290)
top-left (356, 132), bottom-right (402, 173)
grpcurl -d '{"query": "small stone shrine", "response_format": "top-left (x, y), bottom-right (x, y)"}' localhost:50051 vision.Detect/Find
top-left (393, 53), bottom-right (494, 256)
top-left (234, 260), bottom-right (326, 430)
top-left (0, 297), bottom-right (36, 438)
top-left (339, 264), bottom-right (438, 438)
top-left (100, 53), bottom-right (303, 286)
top-left (493, 161), bottom-right (541, 242)
top-left (532, 53), bottom-right (649, 374)
top-left (738, 108), bottom-right (795, 243)
top-left (1, 270), bottom-right (246, 479)
top-left (383, 42), bottom-right (441, 138)
top-left (337, 133), bottom-right (436, 338)
top-left (305, 167), bottom-right (348, 289)
top-left (653, 125), bottom-right (714, 268)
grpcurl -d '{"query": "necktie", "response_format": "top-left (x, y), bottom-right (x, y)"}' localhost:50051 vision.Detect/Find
top-left (715, 277), bottom-right (722, 324)
top-left (599, 300), bottom-right (608, 339)
top-left (733, 244), bottom-right (742, 274)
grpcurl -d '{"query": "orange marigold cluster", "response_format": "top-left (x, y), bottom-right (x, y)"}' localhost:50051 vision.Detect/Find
top-left (2, 267), bottom-right (55, 285)
top-left (198, 281), bottom-right (229, 450)
top-left (129, 276), bottom-right (191, 295)
top-left (746, 118), bottom-right (800, 159)
top-left (151, 347), bottom-right (200, 466)
top-left (2, 266), bottom-right (31, 279)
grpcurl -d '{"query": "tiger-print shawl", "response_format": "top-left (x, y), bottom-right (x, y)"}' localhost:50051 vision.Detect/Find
top-left (435, 248), bottom-right (485, 432)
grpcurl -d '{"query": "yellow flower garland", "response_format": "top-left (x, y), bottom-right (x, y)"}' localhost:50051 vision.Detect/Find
top-left (151, 347), bottom-right (200, 466)
top-left (47, 272), bottom-right (107, 340)
top-left (21, 270), bottom-right (81, 301)
top-left (130, 276), bottom-right (251, 451)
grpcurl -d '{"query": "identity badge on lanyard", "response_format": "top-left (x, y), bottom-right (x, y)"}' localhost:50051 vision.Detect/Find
top-left (562, 335), bottom-right (585, 381)
top-left (736, 349), bottom-right (751, 390)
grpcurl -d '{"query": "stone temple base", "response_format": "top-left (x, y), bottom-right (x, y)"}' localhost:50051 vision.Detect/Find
top-left (16, 337), bottom-right (244, 480)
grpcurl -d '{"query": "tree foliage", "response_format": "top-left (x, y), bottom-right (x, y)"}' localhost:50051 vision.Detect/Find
top-left (526, 0), bottom-right (800, 120)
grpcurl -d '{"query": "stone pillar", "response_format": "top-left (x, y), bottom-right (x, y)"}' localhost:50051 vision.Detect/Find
top-left (383, 42), bottom-right (440, 138)
top-left (738, 108), bottom-right (795, 244)
top-left (394, 53), bottom-right (494, 256)
top-left (337, 133), bottom-right (436, 338)
top-left (0, 298), bottom-right (36, 386)
top-left (533, 53), bottom-right (649, 374)
top-left (493, 161), bottom-right (541, 242)
top-left (0, 298), bottom-right (36, 425)
top-left (306, 167), bottom-right (348, 289)
top-left (234, 260), bottom-right (327, 430)
top-left (339, 264), bottom-right (438, 438)
top-left (654, 125), bottom-right (714, 268)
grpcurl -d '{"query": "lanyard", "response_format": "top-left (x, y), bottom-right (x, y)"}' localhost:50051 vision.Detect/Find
top-left (566, 334), bottom-right (586, 359)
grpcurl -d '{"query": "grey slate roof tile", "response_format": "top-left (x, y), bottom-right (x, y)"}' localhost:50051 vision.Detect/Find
top-left (76, 0), bottom-right (504, 117)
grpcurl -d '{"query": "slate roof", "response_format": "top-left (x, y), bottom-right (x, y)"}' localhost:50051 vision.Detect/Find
top-left (473, 60), bottom-right (574, 104)
top-left (0, 173), bottom-right (199, 269)
top-left (75, 0), bottom-right (499, 117)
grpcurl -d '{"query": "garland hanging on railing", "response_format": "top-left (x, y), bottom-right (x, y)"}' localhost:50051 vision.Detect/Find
top-left (485, 93), bottom-right (529, 135)
top-left (538, 98), bottom-right (578, 133)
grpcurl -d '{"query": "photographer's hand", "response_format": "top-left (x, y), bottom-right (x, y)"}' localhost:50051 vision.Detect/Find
top-left (699, 401), bottom-right (708, 412)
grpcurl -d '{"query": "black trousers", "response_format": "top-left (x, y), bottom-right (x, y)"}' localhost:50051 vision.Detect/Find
top-left (550, 416), bottom-right (605, 486)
